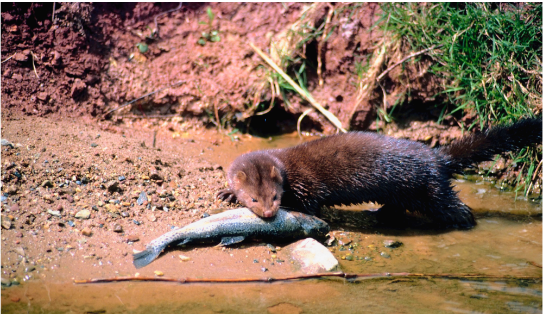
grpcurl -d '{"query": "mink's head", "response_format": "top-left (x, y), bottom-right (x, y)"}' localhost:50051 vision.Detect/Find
top-left (228, 152), bottom-right (285, 218)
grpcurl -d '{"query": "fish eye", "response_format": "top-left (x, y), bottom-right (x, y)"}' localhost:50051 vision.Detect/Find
top-left (251, 198), bottom-right (257, 202)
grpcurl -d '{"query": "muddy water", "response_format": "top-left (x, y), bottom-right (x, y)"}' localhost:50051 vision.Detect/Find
top-left (2, 132), bottom-right (541, 313)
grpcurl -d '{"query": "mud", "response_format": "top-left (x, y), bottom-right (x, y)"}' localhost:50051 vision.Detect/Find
top-left (1, 115), bottom-right (541, 313)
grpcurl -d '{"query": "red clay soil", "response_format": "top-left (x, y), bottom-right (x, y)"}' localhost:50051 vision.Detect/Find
top-left (2, 3), bottom-right (388, 130)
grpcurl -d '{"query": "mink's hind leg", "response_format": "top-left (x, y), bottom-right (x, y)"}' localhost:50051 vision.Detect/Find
top-left (426, 199), bottom-right (476, 229)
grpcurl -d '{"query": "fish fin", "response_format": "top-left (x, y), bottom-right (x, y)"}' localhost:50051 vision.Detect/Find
top-left (176, 238), bottom-right (191, 246)
top-left (133, 247), bottom-right (161, 269)
top-left (219, 236), bottom-right (245, 246)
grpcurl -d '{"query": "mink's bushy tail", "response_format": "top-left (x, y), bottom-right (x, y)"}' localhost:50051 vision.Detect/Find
top-left (438, 118), bottom-right (542, 171)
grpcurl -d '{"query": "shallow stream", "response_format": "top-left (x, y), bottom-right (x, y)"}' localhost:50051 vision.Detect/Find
top-left (2, 131), bottom-right (541, 314)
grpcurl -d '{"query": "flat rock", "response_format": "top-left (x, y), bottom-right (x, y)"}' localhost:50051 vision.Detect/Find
top-left (285, 238), bottom-right (339, 274)
top-left (75, 209), bottom-right (91, 219)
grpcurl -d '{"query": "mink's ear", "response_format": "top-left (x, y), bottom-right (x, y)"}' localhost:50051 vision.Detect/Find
top-left (234, 171), bottom-right (247, 184)
top-left (271, 166), bottom-right (283, 184)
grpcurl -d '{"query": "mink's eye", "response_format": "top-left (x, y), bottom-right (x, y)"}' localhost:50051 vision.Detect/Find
top-left (272, 194), bottom-right (277, 201)
top-left (252, 198), bottom-right (257, 202)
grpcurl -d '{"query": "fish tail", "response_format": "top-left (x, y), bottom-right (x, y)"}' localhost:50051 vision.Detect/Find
top-left (133, 245), bottom-right (164, 269)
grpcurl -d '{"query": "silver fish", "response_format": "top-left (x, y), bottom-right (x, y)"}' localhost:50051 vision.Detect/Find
top-left (133, 207), bottom-right (330, 269)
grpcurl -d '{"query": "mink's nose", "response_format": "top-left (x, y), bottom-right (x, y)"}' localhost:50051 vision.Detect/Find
top-left (263, 210), bottom-right (274, 218)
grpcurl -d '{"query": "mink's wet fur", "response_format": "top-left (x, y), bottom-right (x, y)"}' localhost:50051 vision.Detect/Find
top-left (218, 118), bottom-right (542, 229)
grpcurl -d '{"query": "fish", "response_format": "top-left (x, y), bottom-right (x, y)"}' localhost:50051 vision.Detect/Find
top-left (133, 207), bottom-right (330, 269)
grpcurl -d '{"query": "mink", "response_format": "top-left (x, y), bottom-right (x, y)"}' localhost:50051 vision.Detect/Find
top-left (217, 118), bottom-right (542, 228)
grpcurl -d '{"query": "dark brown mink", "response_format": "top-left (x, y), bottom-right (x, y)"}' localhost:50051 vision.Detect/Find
top-left (217, 118), bottom-right (542, 229)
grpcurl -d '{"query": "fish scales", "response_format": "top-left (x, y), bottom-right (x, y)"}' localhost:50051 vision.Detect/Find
top-left (133, 208), bottom-right (329, 268)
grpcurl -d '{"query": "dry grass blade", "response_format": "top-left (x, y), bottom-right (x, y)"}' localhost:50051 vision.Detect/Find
top-left (297, 108), bottom-right (314, 138)
top-left (376, 44), bottom-right (443, 82)
top-left (250, 42), bottom-right (346, 133)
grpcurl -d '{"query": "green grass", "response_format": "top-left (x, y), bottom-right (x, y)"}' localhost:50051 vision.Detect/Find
top-left (378, 3), bottom-right (542, 195)
top-left (380, 3), bottom-right (541, 127)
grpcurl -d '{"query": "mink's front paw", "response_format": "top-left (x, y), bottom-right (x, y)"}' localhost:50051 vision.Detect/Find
top-left (217, 188), bottom-right (237, 203)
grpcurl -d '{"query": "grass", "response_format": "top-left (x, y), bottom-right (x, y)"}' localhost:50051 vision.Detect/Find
top-left (377, 3), bottom-right (542, 195)
top-left (379, 3), bottom-right (541, 127)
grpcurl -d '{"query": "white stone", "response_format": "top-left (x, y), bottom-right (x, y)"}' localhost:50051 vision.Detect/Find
top-left (287, 238), bottom-right (339, 274)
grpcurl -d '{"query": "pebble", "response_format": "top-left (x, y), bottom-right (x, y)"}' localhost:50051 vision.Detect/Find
top-left (105, 204), bottom-right (119, 213)
top-left (1, 139), bottom-right (14, 148)
top-left (107, 181), bottom-right (120, 193)
top-left (10, 204), bottom-right (19, 212)
top-left (81, 227), bottom-right (92, 237)
top-left (380, 252), bottom-right (391, 258)
top-left (121, 211), bottom-right (130, 218)
top-left (149, 168), bottom-right (163, 181)
top-left (43, 194), bottom-right (54, 202)
top-left (137, 191), bottom-right (148, 206)
top-left (118, 176), bottom-right (126, 181)
top-left (47, 209), bottom-right (62, 217)
top-left (267, 244), bottom-right (277, 253)
top-left (126, 235), bottom-right (139, 242)
top-left (75, 210), bottom-right (91, 219)
top-left (113, 224), bottom-right (123, 233)
top-left (179, 255), bottom-right (190, 261)
top-left (383, 240), bottom-right (403, 248)
top-left (24, 266), bottom-right (36, 273)
top-left (154, 270), bottom-right (164, 276)
top-left (1, 277), bottom-right (11, 287)
top-left (6, 186), bottom-right (18, 195)
top-left (90, 143), bottom-right (98, 148)
top-left (41, 180), bottom-right (54, 188)
top-left (287, 238), bottom-right (340, 273)
top-left (2, 219), bottom-right (12, 230)
top-left (147, 214), bottom-right (157, 222)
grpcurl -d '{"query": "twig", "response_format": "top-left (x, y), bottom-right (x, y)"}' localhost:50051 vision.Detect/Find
top-left (250, 42), bottom-right (346, 133)
top-left (297, 108), bottom-right (314, 138)
top-left (74, 271), bottom-right (541, 285)
top-left (52, 2), bottom-right (56, 24)
top-left (103, 80), bottom-right (186, 117)
top-left (376, 44), bottom-right (443, 82)
top-left (153, 2), bottom-right (183, 38)
top-left (318, 4), bottom-right (334, 87)
top-left (1, 53), bottom-right (16, 64)
top-left (30, 51), bottom-right (40, 79)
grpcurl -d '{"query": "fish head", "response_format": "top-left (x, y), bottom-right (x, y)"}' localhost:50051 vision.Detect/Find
top-left (229, 153), bottom-right (285, 218)
top-left (290, 211), bottom-right (330, 238)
